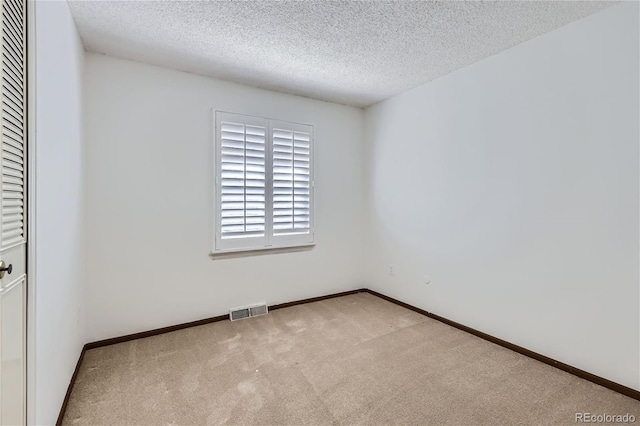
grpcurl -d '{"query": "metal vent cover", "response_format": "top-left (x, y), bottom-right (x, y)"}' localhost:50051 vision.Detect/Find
top-left (229, 308), bottom-right (250, 321)
top-left (229, 303), bottom-right (268, 321)
top-left (249, 304), bottom-right (268, 317)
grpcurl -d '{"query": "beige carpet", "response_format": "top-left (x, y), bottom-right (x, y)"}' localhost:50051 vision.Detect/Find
top-left (62, 292), bottom-right (640, 425)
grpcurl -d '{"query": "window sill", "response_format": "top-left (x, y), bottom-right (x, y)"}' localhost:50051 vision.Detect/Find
top-left (209, 243), bottom-right (315, 260)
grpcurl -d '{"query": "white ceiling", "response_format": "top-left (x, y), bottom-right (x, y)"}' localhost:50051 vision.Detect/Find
top-left (67, 0), bottom-right (614, 108)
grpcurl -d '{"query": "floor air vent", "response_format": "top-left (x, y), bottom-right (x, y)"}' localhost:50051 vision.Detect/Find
top-left (229, 308), bottom-right (250, 321)
top-left (230, 303), bottom-right (268, 321)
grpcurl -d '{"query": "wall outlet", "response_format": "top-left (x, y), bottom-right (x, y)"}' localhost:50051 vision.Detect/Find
top-left (389, 265), bottom-right (395, 276)
top-left (423, 275), bottom-right (431, 285)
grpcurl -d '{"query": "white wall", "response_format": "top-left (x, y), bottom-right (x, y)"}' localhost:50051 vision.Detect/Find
top-left (364, 2), bottom-right (639, 390)
top-left (33, 0), bottom-right (86, 424)
top-left (83, 54), bottom-right (365, 342)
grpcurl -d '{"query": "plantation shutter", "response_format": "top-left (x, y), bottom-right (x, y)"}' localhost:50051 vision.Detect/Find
top-left (270, 121), bottom-right (313, 246)
top-left (213, 113), bottom-right (314, 252)
top-left (215, 112), bottom-right (267, 250)
top-left (1, 0), bottom-right (25, 250)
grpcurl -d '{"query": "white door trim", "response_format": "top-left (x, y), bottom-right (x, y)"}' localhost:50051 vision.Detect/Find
top-left (26, 0), bottom-right (37, 423)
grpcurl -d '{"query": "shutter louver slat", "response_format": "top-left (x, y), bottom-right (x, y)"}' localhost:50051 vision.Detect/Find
top-left (2, 120), bottom-right (22, 143)
top-left (2, 29), bottom-right (22, 67)
top-left (2, 95), bottom-right (21, 120)
top-left (2, 53), bottom-right (21, 91)
top-left (2, 208), bottom-right (20, 217)
top-left (2, 135), bottom-right (20, 150)
top-left (272, 128), bottom-right (311, 235)
top-left (5, 0), bottom-right (21, 23)
top-left (1, 0), bottom-right (25, 250)
top-left (3, 107), bottom-right (21, 130)
top-left (2, 158), bottom-right (22, 172)
top-left (3, 142), bottom-right (21, 158)
top-left (3, 150), bottom-right (21, 164)
top-left (2, 4), bottom-right (21, 35)
top-left (2, 90), bottom-right (21, 121)
top-left (2, 50), bottom-right (22, 83)
top-left (2, 30), bottom-right (21, 67)
top-left (2, 190), bottom-right (22, 199)
top-left (219, 120), bottom-right (266, 239)
top-left (2, 77), bottom-right (20, 103)
top-left (2, 219), bottom-right (21, 231)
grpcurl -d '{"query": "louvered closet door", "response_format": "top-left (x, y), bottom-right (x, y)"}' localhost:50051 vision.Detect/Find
top-left (0, 0), bottom-right (26, 424)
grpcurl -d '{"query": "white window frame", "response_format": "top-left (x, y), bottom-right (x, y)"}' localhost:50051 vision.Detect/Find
top-left (212, 111), bottom-right (315, 254)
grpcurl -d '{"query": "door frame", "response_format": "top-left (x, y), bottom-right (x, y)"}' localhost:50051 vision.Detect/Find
top-left (26, 0), bottom-right (36, 423)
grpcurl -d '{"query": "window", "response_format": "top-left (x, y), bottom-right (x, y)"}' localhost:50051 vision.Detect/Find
top-left (212, 111), bottom-right (314, 253)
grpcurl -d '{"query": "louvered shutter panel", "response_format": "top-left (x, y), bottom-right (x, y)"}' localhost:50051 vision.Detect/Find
top-left (271, 121), bottom-right (313, 246)
top-left (1, 0), bottom-right (25, 250)
top-left (215, 113), bottom-right (267, 250)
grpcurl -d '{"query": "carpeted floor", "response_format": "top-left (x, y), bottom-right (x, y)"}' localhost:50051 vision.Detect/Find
top-left (62, 292), bottom-right (639, 425)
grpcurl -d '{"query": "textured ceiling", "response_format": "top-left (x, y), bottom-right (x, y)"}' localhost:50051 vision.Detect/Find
top-left (67, 0), bottom-right (614, 108)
